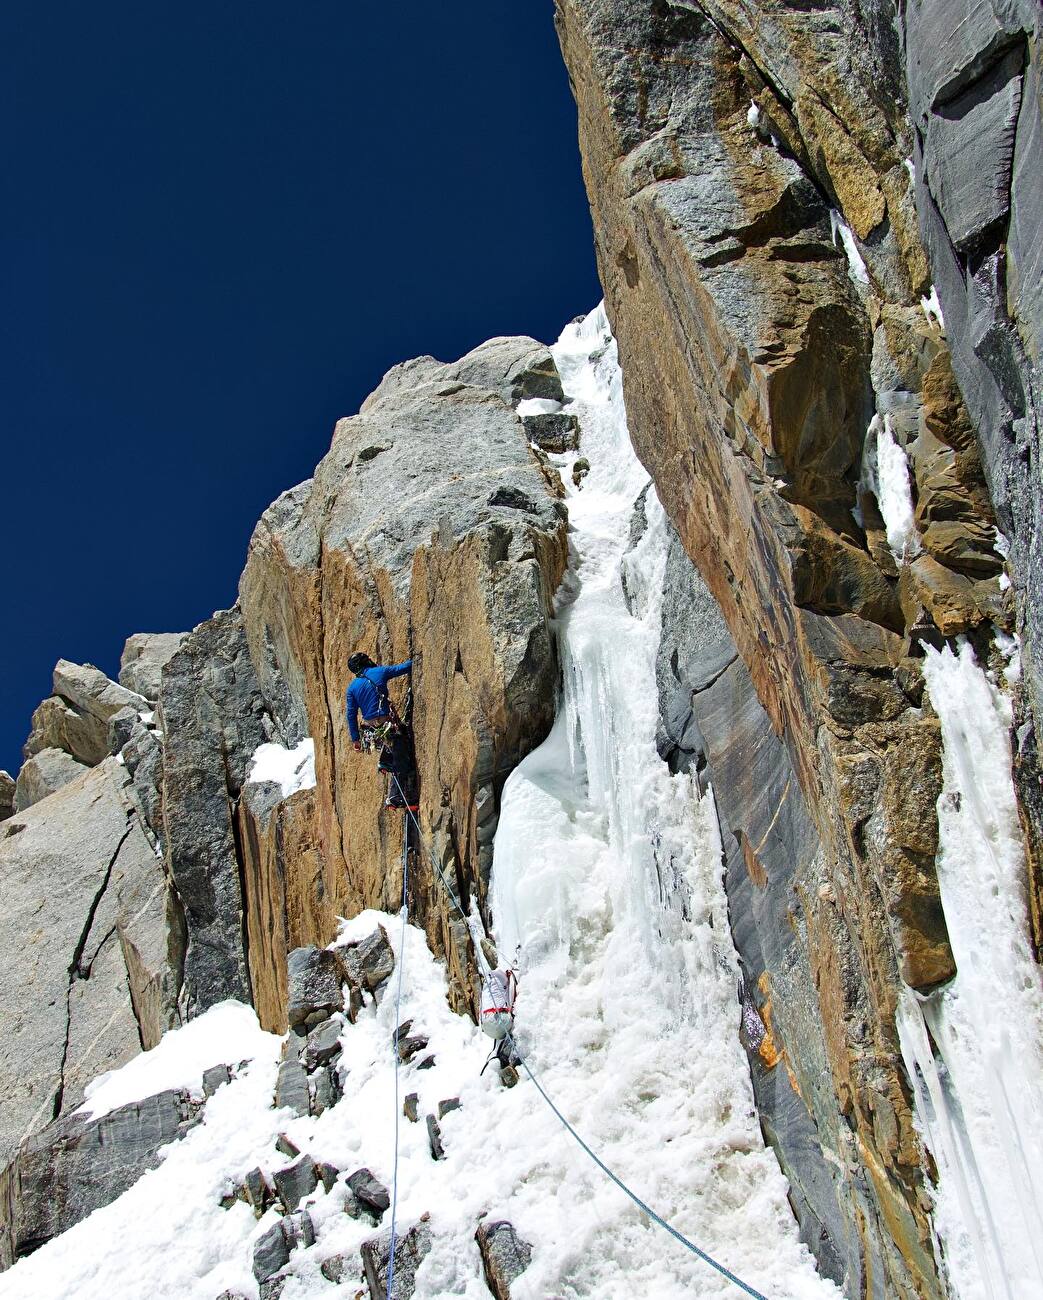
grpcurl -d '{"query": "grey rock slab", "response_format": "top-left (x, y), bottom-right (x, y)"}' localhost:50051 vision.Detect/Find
top-left (361, 1221), bottom-right (432, 1300)
top-left (317, 1161), bottom-right (340, 1193)
top-left (0, 1088), bottom-right (195, 1267)
top-left (238, 1167), bottom-right (274, 1216)
top-left (119, 632), bottom-right (188, 700)
top-left (274, 1061), bottom-right (310, 1117)
top-left (0, 759), bottom-right (178, 1171)
top-left (341, 926), bottom-right (395, 992)
top-left (202, 1065), bottom-right (232, 1097)
top-left (310, 1065), bottom-right (339, 1117)
top-left (304, 1017), bottom-right (343, 1068)
top-left (347, 1167), bottom-right (390, 1219)
top-left (475, 1220), bottom-right (533, 1300)
top-left (0, 771), bottom-right (14, 822)
top-left (924, 47), bottom-right (1025, 255)
top-left (521, 411), bottom-right (580, 453)
top-left (160, 606), bottom-right (270, 1014)
top-left (252, 1210), bottom-right (315, 1283)
top-left (286, 946), bottom-right (348, 1027)
top-left (274, 1154), bottom-right (318, 1211)
top-left (276, 1133), bottom-right (301, 1159)
top-left (425, 1114), bottom-right (444, 1161)
top-left (13, 747), bottom-right (90, 810)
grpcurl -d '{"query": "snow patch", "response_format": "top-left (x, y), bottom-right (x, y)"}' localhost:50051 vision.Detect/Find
top-left (921, 285), bottom-right (945, 330)
top-left (247, 738), bottom-right (316, 798)
top-left (78, 1001), bottom-right (278, 1121)
top-left (898, 640), bottom-right (1043, 1300)
top-left (515, 397), bottom-right (562, 417)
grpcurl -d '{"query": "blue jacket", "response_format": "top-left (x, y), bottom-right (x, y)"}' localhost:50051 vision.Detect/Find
top-left (346, 660), bottom-right (412, 742)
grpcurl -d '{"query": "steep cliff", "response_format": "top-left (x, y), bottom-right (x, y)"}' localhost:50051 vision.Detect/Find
top-left (555, 1), bottom-right (1041, 1296)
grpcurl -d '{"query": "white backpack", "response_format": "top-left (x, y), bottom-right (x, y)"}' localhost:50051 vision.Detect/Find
top-left (480, 968), bottom-right (517, 1040)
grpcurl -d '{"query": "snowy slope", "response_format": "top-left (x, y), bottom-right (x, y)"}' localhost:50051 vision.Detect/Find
top-left (0, 310), bottom-right (838, 1300)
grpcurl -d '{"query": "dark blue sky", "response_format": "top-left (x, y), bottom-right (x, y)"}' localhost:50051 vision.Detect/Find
top-left (1, 2), bottom-right (600, 776)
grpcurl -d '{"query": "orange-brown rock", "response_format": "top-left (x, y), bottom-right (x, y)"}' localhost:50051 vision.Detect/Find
top-left (237, 338), bottom-right (568, 1026)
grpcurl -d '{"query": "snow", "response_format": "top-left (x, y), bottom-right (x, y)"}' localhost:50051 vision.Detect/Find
top-left (863, 412), bottom-right (922, 562)
top-left (829, 210), bottom-right (870, 285)
top-left (921, 285), bottom-right (945, 330)
top-left (515, 397), bottom-right (561, 417)
top-left (747, 100), bottom-right (762, 129)
top-left (489, 305), bottom-right (837, 1299)
top-left (247, 738), bottom-right (316, 798)
top-left (77, 1002), bottom-right (276, 1121)
top-left (2, 309), bottom-right (839, 1300)
top-left (897, 639), bottom-right (1043, 1300)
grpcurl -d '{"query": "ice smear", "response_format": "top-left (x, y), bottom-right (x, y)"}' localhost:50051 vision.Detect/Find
top-left (862, 412), bottom-right (922, 561)
top-left (78, 1001), bottom-right (278, 1121)
top-left (489, 304), bottom-right (837, 1299)
top-left (829, 210), bottom-right (870, 285)
top-left (247, 738), bottom-right (316, 798)
top-left (897, 640), bottom-right (1043, 1300)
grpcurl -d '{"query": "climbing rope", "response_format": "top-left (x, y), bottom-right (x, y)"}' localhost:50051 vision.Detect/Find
top-left (385, 772), bottom-right (772, 1300)
top-left (384, 821), bottom-right (410, 1300)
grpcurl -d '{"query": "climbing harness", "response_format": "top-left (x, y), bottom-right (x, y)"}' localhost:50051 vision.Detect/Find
top-left (382, 773), bottom-right (771, 1300)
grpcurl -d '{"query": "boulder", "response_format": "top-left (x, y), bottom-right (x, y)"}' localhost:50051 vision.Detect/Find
top-left (119, 632), bottom-right (188, 700)
top-left (274, 1061), bottom-right (310, 1117)
top-left (0, 771), bottom-right (14, 822)
top-left (340, 926), bottom-right (395, 992)
top-left (0, 759), bottom-right (180, 1173)
top-left (425, 1115), bottom-right (444, 1161)
top-left (304, 1017), bottom-right (342, 1069)
top-left (361, 1221), bottom-right (431, 1300)
top-left (236, 1167), bottom-right (274, 1217)
top-left (252, 1210), bottom-right (314, 1283)
top-left (273, 1154), bottom-right (318, 1212)
top-left (23, 661), bottom-right (146, 768)
top-left (310, 1065), bottom-right (340, 1117)
top-left (286, 946), bottom-right (347, 1028)
top-left (347, 1168), bottom-right (390, 1221)
top-left (521, 411), bottom-right (579, 453)
top-left (13, 747), bottom-right (89, 810)
top-left (0, 1088), bottom-right (197, 1267)
top-left (475, 1220), bottom-right (533, 1300)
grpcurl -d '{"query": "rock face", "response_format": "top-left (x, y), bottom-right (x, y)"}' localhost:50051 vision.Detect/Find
top-left (0, 1088), bottom-right (198, 1268)
top-left (0, 759), bottom-right (181, 1173)
top-left (0, 772), bottom-right (15, 822)
top-left (556, 2), bottom-right (1039, 1295)
top-left (119, 632), bottom-right (188, 700)
top-left (238, 335), bottom-right (568, 1021)
top-left (23, 660), bottom-right (146, 769)
top-left (13, 747), bottom-right (89, 811)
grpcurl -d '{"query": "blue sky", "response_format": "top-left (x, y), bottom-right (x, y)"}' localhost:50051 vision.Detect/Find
top-left (1, 2), bottom-right (600, 775)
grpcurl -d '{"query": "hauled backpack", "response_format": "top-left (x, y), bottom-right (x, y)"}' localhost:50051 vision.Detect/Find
top-left (480, 968), bottom-right (517, 1041)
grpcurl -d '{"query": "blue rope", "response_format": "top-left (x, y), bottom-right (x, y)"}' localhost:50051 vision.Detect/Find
top-left (509, 1040), bottom-right (771, 1300)
top-left (384, 823), bottom-right (410, 1300)
top-left (388, 773), bottom-right (772, 1300)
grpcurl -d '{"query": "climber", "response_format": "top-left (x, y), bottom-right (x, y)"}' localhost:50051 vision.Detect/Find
top-left (346, 652), bottom-right (418, 811)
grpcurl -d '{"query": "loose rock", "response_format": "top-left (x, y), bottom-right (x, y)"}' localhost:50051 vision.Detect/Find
top-left (202, 1064), bottom-right (232, 1098)
top-left (286, 946), bottom-right (348, 1028)
top-left (340, 925), bottom-right (395, 992)
top-left (347, 1167), bottom-right (390, 1221)
top-left (475, 1220), bottom-right (533, 1300)
top-left (274, 1060), bottom-right (310, 1116)
top-left (13, 747), bottom-right (89, 811)
top-left (304, 1017), bottom-right (343, 1068)
top-left (252, 1210), bottom-right (314, 1283)
top-left (426, 1115), bottom-right (444, 1161)
top-left (274, 1154), bottom-right (318, 1212)
top-left (361, 1221), bottom-right (432, 1300)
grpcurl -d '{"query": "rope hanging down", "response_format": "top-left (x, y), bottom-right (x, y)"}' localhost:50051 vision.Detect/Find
top-left (385, 774), bottom-right (772, 1300)
top-left (384, 821), bottom-right (411, 1300)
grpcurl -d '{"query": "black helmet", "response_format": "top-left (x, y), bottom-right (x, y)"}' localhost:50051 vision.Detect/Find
top-left (348, 652), bottom-right (374, 674)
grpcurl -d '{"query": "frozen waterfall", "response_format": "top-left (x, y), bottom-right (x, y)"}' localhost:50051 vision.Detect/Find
top-left (489, 306), bottom-right (838, 1299)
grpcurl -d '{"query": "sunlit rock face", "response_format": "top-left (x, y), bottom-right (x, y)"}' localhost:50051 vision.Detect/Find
top-left (556, 0), bottom-right (1040, 1295)
top-left (237, 337), bottom-right (568, 1027)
